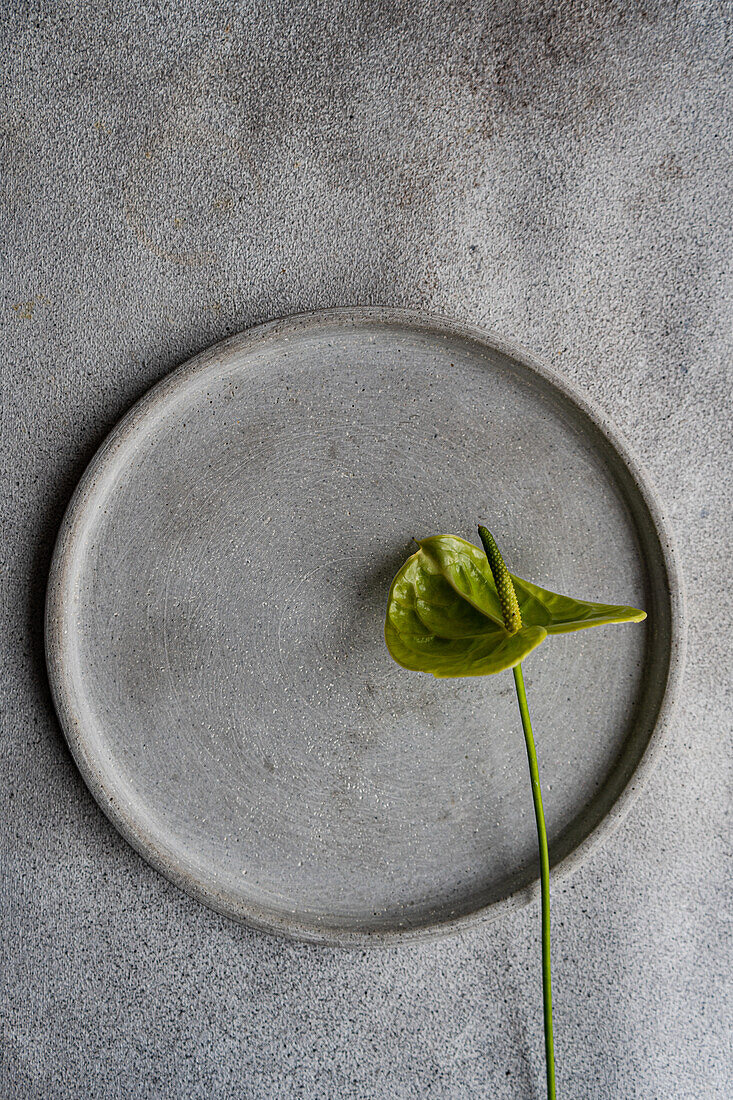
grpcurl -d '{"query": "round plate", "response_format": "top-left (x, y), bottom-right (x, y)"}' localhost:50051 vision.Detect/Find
top-left (46, 309), bottom-right (684, 945)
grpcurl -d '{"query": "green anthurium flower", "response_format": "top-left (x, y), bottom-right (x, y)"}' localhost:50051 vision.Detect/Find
top-left (385, 531), bottom-right (646, 679)
top-left (384, 524), bottom-right (647, 1100)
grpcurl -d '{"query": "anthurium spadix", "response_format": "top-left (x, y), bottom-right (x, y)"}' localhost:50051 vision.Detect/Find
top-left (384, 526), bottom-right (646, 1100)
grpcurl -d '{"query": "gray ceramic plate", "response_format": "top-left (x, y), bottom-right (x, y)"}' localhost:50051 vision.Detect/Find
top-left (46, 309), bottom-right (684, 946)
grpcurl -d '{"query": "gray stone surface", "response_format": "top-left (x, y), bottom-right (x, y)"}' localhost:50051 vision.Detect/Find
top-left (1, 0), bottom-right (730, 1096)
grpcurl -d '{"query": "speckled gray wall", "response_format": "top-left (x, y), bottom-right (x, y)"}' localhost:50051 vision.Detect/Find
top-left (1, 2), bottom-right (731, 1097)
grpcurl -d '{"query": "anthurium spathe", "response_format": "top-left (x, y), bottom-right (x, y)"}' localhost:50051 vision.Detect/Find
top-left (384, 526), bottom-right (646, 1100)
top-left (385, 532), bottom-right (645, 678)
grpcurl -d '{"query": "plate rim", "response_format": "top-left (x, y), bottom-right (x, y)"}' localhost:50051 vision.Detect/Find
top-left (45, 306), bottom-right (686, 946)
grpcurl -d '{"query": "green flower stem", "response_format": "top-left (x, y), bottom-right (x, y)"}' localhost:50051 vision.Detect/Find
top-left (513, 662), bottom-right (556, 1100)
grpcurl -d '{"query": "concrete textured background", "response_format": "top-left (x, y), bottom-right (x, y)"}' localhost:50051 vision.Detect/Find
top-left (1, 1), bottom-right (731, 1097)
